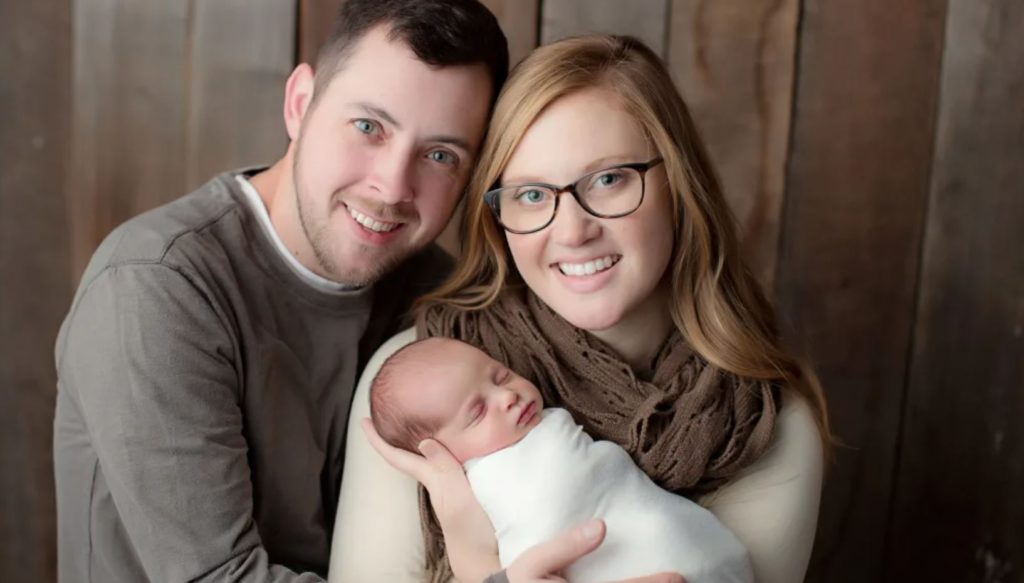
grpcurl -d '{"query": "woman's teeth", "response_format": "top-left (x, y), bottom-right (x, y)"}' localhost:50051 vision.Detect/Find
top-left (348, 207), bottom-right (400, 233)
top-left (557, 255), bottom-right (619, 277)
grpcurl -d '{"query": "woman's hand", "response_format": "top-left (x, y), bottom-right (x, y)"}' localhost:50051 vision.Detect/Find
top-left (506, 518), bottom-right (685, 583)
top-left (361, 419), bottom-right (499, 581)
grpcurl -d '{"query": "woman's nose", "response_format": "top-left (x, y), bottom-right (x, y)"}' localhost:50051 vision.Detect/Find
top-left (550, 193), bottom-right (600, 246)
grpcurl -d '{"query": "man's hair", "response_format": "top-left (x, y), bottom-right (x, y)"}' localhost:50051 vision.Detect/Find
top-left (313, 0), bottom-right (509, 107)
top-left (369, 339), bottom-right (445, 453)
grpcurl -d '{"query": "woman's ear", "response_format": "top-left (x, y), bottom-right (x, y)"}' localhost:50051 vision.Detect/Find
top-left (283, 63), bottom-right (315, 141)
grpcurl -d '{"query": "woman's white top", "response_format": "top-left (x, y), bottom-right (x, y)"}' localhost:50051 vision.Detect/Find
top-left (329, 328), bottom-right (824, 583)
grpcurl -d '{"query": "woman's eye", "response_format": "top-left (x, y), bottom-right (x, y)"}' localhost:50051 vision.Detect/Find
top-left (515, 189), bottom-right (548, 204)
top-left (595, 171), bottom-right (622, 187)
top-left (353, 119), bottom-right (379, 135)
top-left (427, 150), bottom-right (457, 166)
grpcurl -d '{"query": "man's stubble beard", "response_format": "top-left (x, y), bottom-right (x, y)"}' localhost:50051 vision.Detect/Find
top-left (292, 142), bottom-right (422, 287)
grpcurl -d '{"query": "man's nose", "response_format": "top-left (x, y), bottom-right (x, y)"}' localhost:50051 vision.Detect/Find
top-left (550, 193), bottom-right (600, 246)
top-left (367, 145), bottom-right (415, 204)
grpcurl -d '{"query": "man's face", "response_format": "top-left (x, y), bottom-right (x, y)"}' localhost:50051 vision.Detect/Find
top-left (290, 26), bottom-right (492, 285)
top-left (407, 339), bottom-right (544, 463)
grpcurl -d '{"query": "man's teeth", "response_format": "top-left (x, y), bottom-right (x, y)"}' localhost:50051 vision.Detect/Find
top-left (348, 207), bottom-right (400, 233)
top-left (557, 255), bottom-right (619, 276)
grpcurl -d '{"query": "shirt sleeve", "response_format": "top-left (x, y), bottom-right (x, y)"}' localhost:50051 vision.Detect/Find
top-left (698, 390), bottom-right (825, 583)
top-left (329, 328), bottom-right (428, 582)
top-left (59, 263), bottom-right (323, 582)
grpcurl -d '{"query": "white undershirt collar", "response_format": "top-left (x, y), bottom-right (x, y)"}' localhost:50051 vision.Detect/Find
top-left (235, 174), bottom-right (359, 292)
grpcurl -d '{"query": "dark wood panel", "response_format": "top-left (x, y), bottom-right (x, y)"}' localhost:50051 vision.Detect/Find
top-left (667, 0), bottom-right (799, 290)
top-left (541, 0), bottom-right (669, 57)
top-left (775, 1), bottom-right (948, 581)
top-left (0, 0), bottom-right (72, 581)
top-left (885, 0), bottom-right (1024, 579)
top-left (479, 0), bottom-right (539, 66)
top-left (69, 0), bottom-right (190, 278)
top-left (298, 0), bottom-right (345, 66)
top-left (186, 0), bottom-right (295, 188)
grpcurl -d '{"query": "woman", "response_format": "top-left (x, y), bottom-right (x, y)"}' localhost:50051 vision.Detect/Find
top-left (330, 35), bottom-right (829, 583)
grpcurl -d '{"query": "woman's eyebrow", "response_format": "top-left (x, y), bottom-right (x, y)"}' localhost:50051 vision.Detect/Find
top-left (502, 154), bottom-right (641, 185)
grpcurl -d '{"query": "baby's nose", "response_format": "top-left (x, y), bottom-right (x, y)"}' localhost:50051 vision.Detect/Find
top-left (499, 388), bottom-right (519, 409)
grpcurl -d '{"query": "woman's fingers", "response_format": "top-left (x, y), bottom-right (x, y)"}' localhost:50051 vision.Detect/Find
top-left (507, 519), bottom-right (606, 580)
top-left (360, 418), bottom-right (431, 481)
top-left (505, 519), bottom-right (686, 583)
top-left (362, 420), bottom-right (499, 581)
top-left (417, 438), bottom-right (465, 477)
top-left (608, 574), bottom-right (686, 583)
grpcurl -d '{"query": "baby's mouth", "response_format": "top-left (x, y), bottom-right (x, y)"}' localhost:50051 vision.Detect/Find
top-left (517, 401), bottom-right (538, 425)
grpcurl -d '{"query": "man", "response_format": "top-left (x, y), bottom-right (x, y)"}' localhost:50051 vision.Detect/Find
top-left (54, 1), bottom-right (506, 580)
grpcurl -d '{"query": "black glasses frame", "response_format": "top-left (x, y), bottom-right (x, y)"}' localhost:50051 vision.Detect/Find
top-left (483, 157), bottom-right (664, 234)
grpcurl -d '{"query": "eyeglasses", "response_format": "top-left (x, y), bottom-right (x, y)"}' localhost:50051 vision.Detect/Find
top-left (483, 157), bottom-right (664, 234)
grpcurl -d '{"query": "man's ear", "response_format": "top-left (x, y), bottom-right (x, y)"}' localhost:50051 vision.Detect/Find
top-left (283, 63), bottom-right (316, 141)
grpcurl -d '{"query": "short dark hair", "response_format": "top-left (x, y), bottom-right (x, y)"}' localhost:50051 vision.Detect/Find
top-left (369, 340), bottom-right (445, 453)
top-left (314, 0), bottom-right (509, 107)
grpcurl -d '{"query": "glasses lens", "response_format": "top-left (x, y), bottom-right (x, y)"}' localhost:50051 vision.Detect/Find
top-left (577, 166), bottom-right (644, 216)
top-left (492, 185), bottom-right (556, 232)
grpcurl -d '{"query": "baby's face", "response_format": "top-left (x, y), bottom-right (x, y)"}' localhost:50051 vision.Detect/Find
top-left (409, 339), bottom-right (543, 463)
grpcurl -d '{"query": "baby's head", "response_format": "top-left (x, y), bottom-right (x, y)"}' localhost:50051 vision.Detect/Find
top-left (370, 337), bottom-right (543, 463)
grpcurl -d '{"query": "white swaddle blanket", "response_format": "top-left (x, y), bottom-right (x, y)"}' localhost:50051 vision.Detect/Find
top-left (465, 408), bottom-right (753, 583)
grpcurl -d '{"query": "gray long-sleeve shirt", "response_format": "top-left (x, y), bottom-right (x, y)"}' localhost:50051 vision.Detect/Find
top-left (54, 171), bottom-right (451, 582)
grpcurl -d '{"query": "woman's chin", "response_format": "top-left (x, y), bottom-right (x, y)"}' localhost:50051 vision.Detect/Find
top-left (557, 305), bottom-right (624, 333)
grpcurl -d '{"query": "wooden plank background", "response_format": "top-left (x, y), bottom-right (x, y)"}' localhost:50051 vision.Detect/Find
top-left (885, 0), bottom-right (1024, 578)
top-left (0, 1), bottom-right (71, 581)
top-left (2, 1), bottom-right (1021, 581)
top-left (775, 1), bottom-right (949, 580)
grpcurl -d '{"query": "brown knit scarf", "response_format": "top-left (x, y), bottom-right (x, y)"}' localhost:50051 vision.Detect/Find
top-left (414, 288), bottom-right (779, 582)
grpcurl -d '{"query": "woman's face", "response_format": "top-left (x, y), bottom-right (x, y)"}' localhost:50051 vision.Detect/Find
top-left (501, 88), bottom-right (675, 333)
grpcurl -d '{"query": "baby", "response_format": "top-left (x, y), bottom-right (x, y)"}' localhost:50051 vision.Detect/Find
top-left (370, 337), bottom-right (753, 583)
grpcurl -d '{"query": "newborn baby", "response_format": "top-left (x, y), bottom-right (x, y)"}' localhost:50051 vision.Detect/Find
top-left (370, 337), bottom-right (753, 583)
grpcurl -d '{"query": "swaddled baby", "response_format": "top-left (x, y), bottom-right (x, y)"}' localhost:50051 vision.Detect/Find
top-left (370, 337), bottom-right (753, 583)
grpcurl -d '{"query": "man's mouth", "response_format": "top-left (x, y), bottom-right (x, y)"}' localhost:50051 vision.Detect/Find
top-left (346, 205), bottom-right (402, 233)
top-left (555, 255), bottom-right (621, 277)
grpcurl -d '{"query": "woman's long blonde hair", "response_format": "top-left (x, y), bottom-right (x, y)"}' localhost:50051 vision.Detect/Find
top-left (418, 34), bottom-right (830, 446)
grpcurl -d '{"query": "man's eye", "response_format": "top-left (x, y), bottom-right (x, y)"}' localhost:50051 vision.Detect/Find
top-left (427, 150), bottom-right (457, 166)
top-left (353, 119), bottom-right (379, 135)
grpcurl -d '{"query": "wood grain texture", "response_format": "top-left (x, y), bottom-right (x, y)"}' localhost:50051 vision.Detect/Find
top-left (541, 0), bottom-right (669, 57)
top-left (0, 0), bottom-right (71, 581)
top-left (69, 0), bottom-right (190, 278)
top-left (479, 0), bottom-right (539, 66)
top-left (298, 0), bottom-right (345, 66)
top-left (885, 0), bottom-right (1024, 579)
top-left (185, 0), bottom-right (295, 188)
top-left (774, 1), bottom-right (948, 581)
top-left (667, 0), bottom-right (799, 290)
